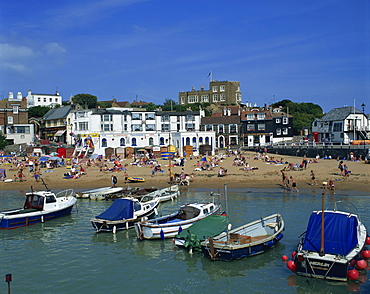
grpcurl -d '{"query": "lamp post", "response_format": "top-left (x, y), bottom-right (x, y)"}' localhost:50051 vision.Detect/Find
top-left (361, 103), bottom-right (366, 146)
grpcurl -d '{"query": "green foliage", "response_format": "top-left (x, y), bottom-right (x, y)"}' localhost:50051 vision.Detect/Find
top-left (272, 99), bottom-right (324, 135)
top-left (72, 94), bottom-right (98, 108)
top-left (97, 101), bottom-right (112, 108)
top-left (144, 103), bottom-right (157, 111)
top-left (0, 132), bottom-right (8, 150)
top-left (28, 106), bottom-right (51, 118)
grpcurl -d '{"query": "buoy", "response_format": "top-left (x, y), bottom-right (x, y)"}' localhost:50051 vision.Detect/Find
top-left (366, 236), bottom-right (370, 245)
top-left (292, 251), bottom-right (297, 259)
top-left (356, 259), bottom-right (367, 270)
top-left (287, 260), bottom-right (296, 271)
top-left (348, 269), bottom-right (359, 280)
top-left (281, 255), bottom-right (289, 262)
top-left (361, 250), bottom-right (370, 259)
top-left (350, 259), bottom-right (357, 267)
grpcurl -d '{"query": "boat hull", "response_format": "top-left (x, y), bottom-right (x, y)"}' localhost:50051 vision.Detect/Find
top-left (0, 205), bottom-right (75, 229)
top-left (202, 233), bottom-right (283, 261)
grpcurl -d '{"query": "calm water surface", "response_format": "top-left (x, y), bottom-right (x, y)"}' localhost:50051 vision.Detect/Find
top-left (1, 187), bottom-right (369, 294)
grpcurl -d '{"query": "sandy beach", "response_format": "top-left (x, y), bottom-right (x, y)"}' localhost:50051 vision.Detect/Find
top-left (1, 151), bottom-right (369, 193)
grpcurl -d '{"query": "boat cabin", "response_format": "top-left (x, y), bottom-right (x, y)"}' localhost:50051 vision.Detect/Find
top-left (179, 203), bottom-right (215, 220)
top-left (24, 192), bottom-right (56, 211)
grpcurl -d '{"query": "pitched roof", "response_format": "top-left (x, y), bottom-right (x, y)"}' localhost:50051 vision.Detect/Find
top-left (317, 106), bottom-right (363, 121)
top-left (43, 106), bottom-right (71, 120)
top-left (201, 116), bottom-right (240, 124)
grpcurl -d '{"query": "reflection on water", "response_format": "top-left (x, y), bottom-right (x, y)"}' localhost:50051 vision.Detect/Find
top-left (0, 188), bottom-right (369, 293)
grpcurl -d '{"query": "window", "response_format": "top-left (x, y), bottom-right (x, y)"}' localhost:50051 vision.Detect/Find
top-left (212, 86), bottom-right (218, 92)
top-left (247, 114), bottom-right (254, 120)
top-left (186, 115), bottom-right (194, 122)
top-left (283, 117), bottom-right (288, 124)
top-left (236, 93), bottom-right (242, 101)
top-left (230, 125), bottom-right (237, 133)
top-left (206, 125), bottom-right (212, 131)
top-left (145, 113), bottom-right (155, 120)
top-left (49, 98), bottom-right (52, 102)
top-left (123, 124), bottom-right (127, 131)
top-left (43, 98), bottom-right (46, 102)
top-left (257, 124), bottom-right (265, 131)
top-left (247, 124), bottom-right (255, 131)
top-left (101, 123), bottom-right (113, 131)
top-left (212, 94), bottom-right (218, 102)
top-left (257, 113), bottom-right (265, 119)
top-left (159, 137), bottom-right (165, 145)
top-left (77, 112), bottom-right (86, 118)
top-left (181, 96), bottom-right (185, 104)
top-left (102, 114), bottom-right (112, 121)
top-left (120, 138), bottom-right (125, 146)
top-left (276, 128), bottom-right (281, 135)
top-left (132, 124), bottom-right (142, 131)
top-left (275, 118), bottom-right (281, 124)
top-left (205, 137), bottom-right (209, 145)
top-left (185, 123), bottom-right (194, 131)
top-left (123, 114), bottom-right (127, 121)
top-left (79, 122), bottom-right (88, 131)
top-left (192, 137), bottom-right (196, 146)
top-left (188, 95), bottom-right (198, 103)
top-left (220, 94), bottom-right (226, 101)
top-left (55, 98), bottom-right (58, 102)
top-left (333, 122), bottom-right (342, 132)
top-left (145, 124), bottom-right (155, 131)
top-left (13, 106), bottom-right (19, 114)
top-left (201, 95), bottom-right (209, 102)
top-left (161, 115), bottom-right (169, 122)
top-left (283, 128), bottom-right (288, 135)
top-left (8, 116), bottom-right (13, 124)
top-left (38, 98), bottom-right (41, 102)
top-left (102, 138), bottom-right (107, 147)
top-left (219, 125), bottom-right (224, 133)
top-left (186, 137), bottom-right (190, 145)
top-left (162, 124), bottom-right (170, 131)
top-left (149, 137), bottom-right (154, 145)
top-left (132, 138), bottom-right (137, 146)
top-left (199, 137), bottom-right (203, 144)
top-left (14, 126), bottom-right (30, 133)
top-left (132, 113), bottom-right (142, 120)
top-left (220, 85), bottom-right (225, 92)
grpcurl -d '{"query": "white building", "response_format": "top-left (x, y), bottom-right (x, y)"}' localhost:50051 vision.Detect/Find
top-left (71, 107), bottom-right (216, 157)
top-left (26, 90), bottom-right (62, 108)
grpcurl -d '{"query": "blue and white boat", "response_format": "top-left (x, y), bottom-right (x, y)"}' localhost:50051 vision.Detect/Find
top-left (0, 188), bottom-right (76, 229)
top-left (201, 213), bottom-right (284, 261)
top-left (290, 199), bottom-right (368, 281)
top-left (91, 197), bottom-right (160, 233)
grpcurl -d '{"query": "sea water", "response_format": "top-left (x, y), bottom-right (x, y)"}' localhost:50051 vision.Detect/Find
top-left (0, 188), bottom-right (369, 294)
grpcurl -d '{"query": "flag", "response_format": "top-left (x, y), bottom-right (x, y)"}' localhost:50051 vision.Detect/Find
top-left (207, 71), bottom-right (212, 77)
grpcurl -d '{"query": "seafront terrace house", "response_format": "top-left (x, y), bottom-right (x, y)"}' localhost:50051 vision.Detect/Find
top-left (178, 80), bottom-right (242, 105)
top-left (311, 106), bottom-right (369, 144)
top-left (26, 89), bottom-right (62, 108)
top-left (0, 92), bottom-right (34, 145)
top-left (42, 105), bottom-right (72, 145)
top-left (70, 106), bottom-right (216, 158)
top-left (240, 106), bottom-right (293, 147)
top-left (201, 106), bottom-right (242, 149)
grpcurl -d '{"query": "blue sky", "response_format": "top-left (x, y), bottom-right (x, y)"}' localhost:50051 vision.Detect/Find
top-left (1, 0), bottom-right (369, 113)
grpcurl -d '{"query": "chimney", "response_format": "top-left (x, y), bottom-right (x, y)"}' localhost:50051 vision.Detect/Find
top-left (8, 92), bottom-right (13, 99)
top-left (55, 91), bottom-right (59, 96)
top-left (192, 87), bottom-right (195, 92)
top-left (17, 92), bottom-right (22, 99)
top-left (200, 85), bottom-right (204, 91)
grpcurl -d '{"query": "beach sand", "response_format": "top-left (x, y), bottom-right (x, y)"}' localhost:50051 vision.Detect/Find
top-left (2, 151), bottom-right (369, 193)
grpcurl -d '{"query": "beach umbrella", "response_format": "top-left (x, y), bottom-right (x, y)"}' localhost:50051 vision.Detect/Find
top-left (90, 154), bottom-right (100, 159)
top-left (200, 157), bottom-right (211, 162)
top-left (49, 156), bottom-right (61, 161)
top-left (39, 158), bottom-right (48, 162)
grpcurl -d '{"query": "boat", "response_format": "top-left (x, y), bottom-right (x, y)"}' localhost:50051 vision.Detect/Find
top-left (127, 177), bottom-right (145, 183)
top-left (288, 193), bottom-right (368, 281)
top-left (173, 214), bottom-right (228, 252)
top-left (0, 188), bottom-right (77, 229)
top-left (91, 197), bottom-right (160, 233)
top-left (201, 213), bottom-right (284, 261)
top-left (77, 186), bottom-right (125, 200)
top-left (135, 201), bottom-right (221, 240)
top-left (140, 185), bottom-right (180, 203)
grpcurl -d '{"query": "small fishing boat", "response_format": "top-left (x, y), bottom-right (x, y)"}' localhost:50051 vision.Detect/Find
top-left (77, 186), bottom-right (124, 200)
top-left (0, 188), bottom-right (76, 229)
top-left (140, 185), bottom-right (179, 203)
top-left (288, 193), bottom-right (368, 281)
top-left (201, 213), bottom-right (284, 261)
top-left (127, 177), bottom-right (145, 183)
top-left (135, 201), bottom-right (221, 240)
top-left (91, 197), bottom-right (160, 233)
top-left (173, 214), bottom-right (228, 252)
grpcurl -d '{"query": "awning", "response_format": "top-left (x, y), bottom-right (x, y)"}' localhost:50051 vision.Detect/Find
top-left (55, 130), bottom-right (66, 136)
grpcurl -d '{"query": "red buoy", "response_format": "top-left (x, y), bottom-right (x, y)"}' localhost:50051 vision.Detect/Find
top-left (281, 255), bottom-right (289, 261)
top-left (292, 251), bottom-right (297, 259)
top-left (350, 259), bottom-right (357, 267)
top-left (366, 236), bottom-right (370, 245)
top-left (356, 259), bottom-right (367, 270)
top-left (362, 250), bottom-right (370, 259)
top-left (287, 260), bottom-right (297, 271)
top-left (348, 269), bottom-right (360, 280)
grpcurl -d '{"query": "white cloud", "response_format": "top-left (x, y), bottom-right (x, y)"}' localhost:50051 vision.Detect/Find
top-left (0, 43), bottom-right (35, 61)
top-left (44, 42), bottom-right (67, 56)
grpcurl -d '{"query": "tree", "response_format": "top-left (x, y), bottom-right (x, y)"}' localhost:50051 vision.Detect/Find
top-left (28, 106), bottom-right (51, 118)
top-left (72, 94), bottom-right (98, 108)
top-left (144, 102), bottom-right (157, 111)
top-left (272, 100), bottom-right (324, 135)
top-left (161, 99), bottom-right (178, 111)
top-left (97, 101), bottom-right (112, 108)
top-left (0, 132), bottom-right (7, 150)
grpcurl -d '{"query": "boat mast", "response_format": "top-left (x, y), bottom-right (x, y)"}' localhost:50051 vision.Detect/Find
top-left (224, 183), bottom-right (230, 243)
top-left (320, 191), bottom-right (325, 256)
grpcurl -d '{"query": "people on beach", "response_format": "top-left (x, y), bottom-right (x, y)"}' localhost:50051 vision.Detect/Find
top-left (111, 175), bottom-right (117, 187)
top-left (123, 171), bottom-right (129, 183)
top-left (343, 164), bottom-right (351, 177)
top-left (310, 170), bottom-right (317, 186)
top-left (302, 157), bottom-right (308, 170)
top-left (338, 161), bottom-right (344, 176)
top-left (329, 180), bottom-right (335, 193)
top-left (290, 176), bottom-right (299, 192)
